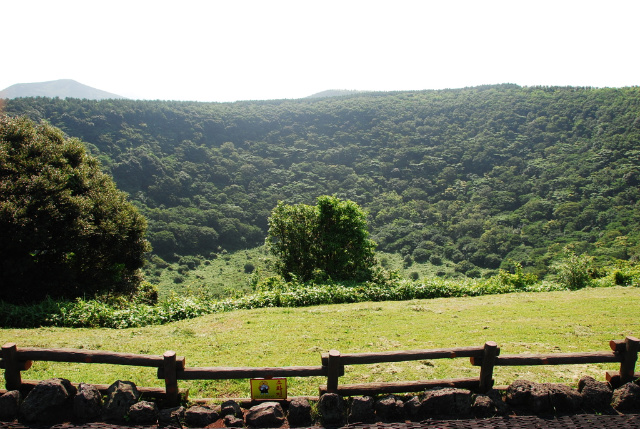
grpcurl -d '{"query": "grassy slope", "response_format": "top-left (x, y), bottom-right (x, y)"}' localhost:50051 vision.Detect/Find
top-left (2, 287), bottom-right (638, 399)
top-left (152, 248), bottom-right (470, 299)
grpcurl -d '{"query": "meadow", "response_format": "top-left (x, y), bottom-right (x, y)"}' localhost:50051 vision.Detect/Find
top-left (2, 286), bottom-right (638, 400)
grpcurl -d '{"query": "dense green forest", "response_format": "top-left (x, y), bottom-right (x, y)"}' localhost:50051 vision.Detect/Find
top-left (4, 85), bottom-right (640, 281)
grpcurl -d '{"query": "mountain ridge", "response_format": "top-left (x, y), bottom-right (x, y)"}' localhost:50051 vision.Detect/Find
top-left (0, 79), bottom-right (126, 100)
top-left (4, 85), bottom-right (639, 280)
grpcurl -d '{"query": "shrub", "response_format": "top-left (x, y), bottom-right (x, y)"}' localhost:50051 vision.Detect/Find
top-left (496, 261), bottom-right (538, 290)
top-left (412, 248), bottom-right (430, 263)
top-left (553, 249), bottom-right (593, 290)
top-left (429, 254), bottom-right (443, 266)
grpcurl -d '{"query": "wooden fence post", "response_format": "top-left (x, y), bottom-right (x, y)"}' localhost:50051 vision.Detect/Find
top-left (326, 349), bottom-right (341, 394)
top-left (620, 336), bottom-right (639, 384)
top-left (478, 341), bottom-right (498, 393)
top-left (163, 350), bottom-right (179, 407)
top-left (2, 343), bottom-right (22, 391)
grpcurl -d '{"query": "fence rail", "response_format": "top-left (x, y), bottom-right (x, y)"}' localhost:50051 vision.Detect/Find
top-left (2, 336), bottom-right (637, 407)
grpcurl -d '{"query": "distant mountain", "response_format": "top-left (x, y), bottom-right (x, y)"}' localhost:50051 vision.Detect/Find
top-left (0, 79), bottom-right (126, 100)
top-left (306, 89), bottom-right (368, 98)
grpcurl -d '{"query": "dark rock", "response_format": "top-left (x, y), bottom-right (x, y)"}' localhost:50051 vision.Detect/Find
top-left (185, 405), bottom-right (219, 427)
top-left (128, 401), bottom-right (159, 424)
top-left (73, 383), bottom-right (102, 422)
top-left (158, 407), bottom-right (186, 426)
top-left (158, 406), bottom-right (186, 426)
top-left (472, 395), bottom-right (495, 417)
top-left (221, 399), bottom-right (243, 418)
top-left (0, 390), bottom-right (21, 421)
top-left (20, 378), bottom-right (75, 423)
top-left (531, 383), bottom-right (582, 413)
top-left (403, 396), bottom-right (422, 421)
top-left (612, 382), bottom-right (640, 412)
top-left (245, 401), bottom-right (285, 428)
top-left (59, 378), bottom-right (78, 396)
top-left (421, 388), bottom-right (472, 417)
top-left (288, 397), bottom-right (313, 427)
top-left (224, 413), bottom-right (244, 427)
top-left (102, 380), bottom-right (140, 422)
top-left (318, 393), bottom-right (345, 425)
top-left (507, 381), bottom-right (581, 414)
top-left (471, 390), bottom-right (509, 417)
top-left (348, 396), bottom-right (375, 424)
top-left (375, 395), bottom-right (404, 422)
top-left (505, 380), bottom-right (535, 407)
top-left (578, 376), bottom-right (613, 412)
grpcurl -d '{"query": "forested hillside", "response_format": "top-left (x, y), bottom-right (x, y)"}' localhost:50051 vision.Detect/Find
top-left (4, 85), bottom-right (640, 279)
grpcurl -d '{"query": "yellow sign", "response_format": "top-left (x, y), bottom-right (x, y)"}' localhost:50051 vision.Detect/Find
top-left (250, 378), bottom-right (287, 400)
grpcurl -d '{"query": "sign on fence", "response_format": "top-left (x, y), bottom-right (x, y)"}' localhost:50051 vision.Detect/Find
top-left (250, 378), bottom-right (287, 400)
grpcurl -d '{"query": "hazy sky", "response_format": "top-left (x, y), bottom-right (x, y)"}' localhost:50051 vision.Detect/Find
top-left (2, 0), bottom-right (638, 102)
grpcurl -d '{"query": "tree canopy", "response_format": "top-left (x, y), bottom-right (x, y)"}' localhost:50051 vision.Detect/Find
top-left (4, 85), bottom-right (640, 280)
top-left (267, 196), bottom-right (376, 282)
top-left (0, 115), bottom-right (150, 302)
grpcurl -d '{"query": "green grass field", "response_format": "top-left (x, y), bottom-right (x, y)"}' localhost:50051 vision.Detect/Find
top-left (2, 286), bottom-right (638, 400)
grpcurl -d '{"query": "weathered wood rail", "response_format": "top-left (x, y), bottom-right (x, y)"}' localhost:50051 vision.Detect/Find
top-left (1, 336), bottom-right (637, 406)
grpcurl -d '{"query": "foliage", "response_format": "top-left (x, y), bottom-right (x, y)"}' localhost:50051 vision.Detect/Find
top-left (495, 260), bottom-right (539, 290)
top-left (0, 116), bottom-right (150, 303)
top-left (552, 248), bottom-right (595, 290)
top-left (4, 86), bottom-right (640, 279)
top-left (266, 196), bottom-right (376, 282)
top-left (6, 266), bottom-right (621, 329)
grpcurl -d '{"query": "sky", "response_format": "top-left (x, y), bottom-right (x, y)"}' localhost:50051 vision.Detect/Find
top-left (2, 0), bottom-right (639, 103)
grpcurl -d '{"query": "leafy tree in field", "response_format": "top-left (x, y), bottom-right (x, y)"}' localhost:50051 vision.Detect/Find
top-left (0, 116), bottom-right (151, 303)
top-left (266, 196), bottom-right (376, 282)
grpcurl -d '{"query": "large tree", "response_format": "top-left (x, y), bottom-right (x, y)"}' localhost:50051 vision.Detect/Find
top-left (266, 196), bottom-right (376, 282)
top-left (0, 116), bottom-right (151, 303)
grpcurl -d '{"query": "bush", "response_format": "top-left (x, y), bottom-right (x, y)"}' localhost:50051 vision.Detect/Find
top-left (429, 254), bottom-right (443, 266)
top-left (496, 261), bottom-right (538, 290)
top-left (412, 248), bottom-right (430, 263)
top-left (553, 249), bottom-right (593, 290)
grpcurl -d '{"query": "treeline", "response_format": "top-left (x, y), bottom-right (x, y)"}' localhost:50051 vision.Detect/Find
top-left (4, 85), bottom-right (640, 279)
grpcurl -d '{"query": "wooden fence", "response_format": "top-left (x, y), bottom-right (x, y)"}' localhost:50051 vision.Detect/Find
top-left (1, 336), bottom-right (638, 407)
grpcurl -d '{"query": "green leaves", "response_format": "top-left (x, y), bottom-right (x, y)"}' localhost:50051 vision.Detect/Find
top-left (267, 196), bottom-right (377, 282)
top-left (0, 116), bottom-right (150, 302)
